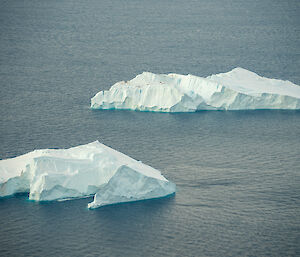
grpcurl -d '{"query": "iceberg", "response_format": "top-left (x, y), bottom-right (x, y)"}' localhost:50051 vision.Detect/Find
top-left (91, 68), bottom-right (300, 112)
top-left (0, 141), bottom-right (175, 208)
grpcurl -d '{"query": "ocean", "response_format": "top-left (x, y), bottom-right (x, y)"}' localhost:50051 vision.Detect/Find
top-left (0, 0), bottom-right (299, 256)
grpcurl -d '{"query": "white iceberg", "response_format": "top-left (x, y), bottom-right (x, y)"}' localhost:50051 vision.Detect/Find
top-left (91, 68), bottom-right (300, 112)
top-left (0, 141), bottom-right (175, 208)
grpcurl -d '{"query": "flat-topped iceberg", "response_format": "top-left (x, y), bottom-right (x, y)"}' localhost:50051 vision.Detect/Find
top-left (0, 141), bottom-right (175, 208)
top-left (91, 68), bottom-right (300, 112)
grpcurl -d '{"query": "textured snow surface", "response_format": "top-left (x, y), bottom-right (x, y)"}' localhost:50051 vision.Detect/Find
top-left (0, 141), bottom-right (175, 208)
top-left (91, 68), bottom-right (300, 112)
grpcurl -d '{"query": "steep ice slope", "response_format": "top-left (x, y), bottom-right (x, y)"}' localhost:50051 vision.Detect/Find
top-left (91, 68), bottom-right (300, 112)
top-left (88, 166), bottom-right (175, 209)
top-left (0, 141), bottom-right (175, 208)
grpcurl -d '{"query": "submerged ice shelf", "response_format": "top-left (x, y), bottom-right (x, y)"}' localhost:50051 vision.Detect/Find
top-left (91, 68), bottom-right (300, 112)
top-left (0, 141), bottom-right (175, 208)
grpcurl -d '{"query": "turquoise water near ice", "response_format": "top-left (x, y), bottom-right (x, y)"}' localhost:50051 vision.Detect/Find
top-left (0, 0), bottom-right (300, 256)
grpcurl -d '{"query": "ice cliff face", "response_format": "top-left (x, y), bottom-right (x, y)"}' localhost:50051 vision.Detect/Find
top-left (91, 68), bottom-right (300, 112)
top-left (0, 141), bottom-right (175, 208)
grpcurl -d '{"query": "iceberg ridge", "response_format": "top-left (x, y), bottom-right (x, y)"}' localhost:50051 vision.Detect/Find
top-left (91, 68), bottom-right (300, 112)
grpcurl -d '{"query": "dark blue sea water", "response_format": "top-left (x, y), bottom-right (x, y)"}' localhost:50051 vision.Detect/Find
top-left (0, 0), bottom-right (300, 256)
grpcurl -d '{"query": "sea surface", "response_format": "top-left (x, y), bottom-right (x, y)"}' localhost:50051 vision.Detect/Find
top-left (0, 0), bottom-right (300, 256)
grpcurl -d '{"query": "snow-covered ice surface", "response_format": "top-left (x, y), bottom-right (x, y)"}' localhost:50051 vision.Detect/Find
top-left (0, 141), bottom-right (175, 208)
top-left (91, 68), bottom-right (300, 112)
